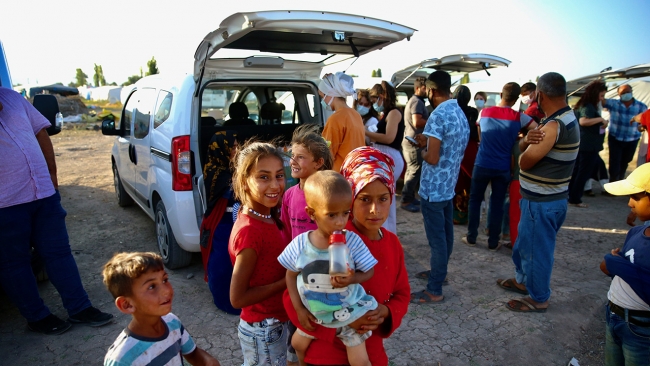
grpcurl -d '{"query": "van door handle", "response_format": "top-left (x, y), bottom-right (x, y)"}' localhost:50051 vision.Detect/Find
top-left (132, 145), bottom-right (137, 165)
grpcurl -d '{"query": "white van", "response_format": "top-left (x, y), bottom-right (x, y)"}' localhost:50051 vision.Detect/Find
top-left (102, 10), bottom-right (415, 268)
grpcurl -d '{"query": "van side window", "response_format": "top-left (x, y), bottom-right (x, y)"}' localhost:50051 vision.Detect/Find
top-left (274, 91), bottom-right (295, 124)
top-left (122, 90), bottom-right (138, 136)
top-left (154, 91), bottom-right (173, 129)
top-left (243, 92), bottom-right (259, 122)
top-left (133, 88), bottom-right (156, 139)
top-left (306, 93), bottom-right (316, 118)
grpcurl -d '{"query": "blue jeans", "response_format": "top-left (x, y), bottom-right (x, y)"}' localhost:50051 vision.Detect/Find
top-left (467, 166), bottom-right (511, 247)
top-left (238, 318), bottom-right (289, 366)
top-left (511, 198), bottom-right (567, 303)
top-left (0, 191), bottom-right (91, 322)
top-left (422, 199), bottom-right (453, 296)
top-left (605, 304), bottom-right (650, 366)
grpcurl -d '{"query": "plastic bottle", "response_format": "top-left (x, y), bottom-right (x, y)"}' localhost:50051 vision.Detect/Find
top-left (328, 230), bottom-right (350, 276)
top-left (55, 112), bottom-right (63, 129)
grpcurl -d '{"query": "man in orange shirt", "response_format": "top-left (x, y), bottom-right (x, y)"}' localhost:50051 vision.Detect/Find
top-left (320, 73), bottom-right (365, 171)
top-left (631, 109), bottom-right (650, 163)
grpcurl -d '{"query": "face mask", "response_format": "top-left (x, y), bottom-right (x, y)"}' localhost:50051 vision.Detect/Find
top-left (521, 95), bottom-right (531, 105)
top-left (373, 97), bottom-right (384, 113)
top-left (475, 99), bottom-right (485, 108)
top-left (321, 95), bottom-right (332, 112)
top-left (356, 105), bottom-right (370, 116)
top-left (620, 92), bottom-right (633, 102)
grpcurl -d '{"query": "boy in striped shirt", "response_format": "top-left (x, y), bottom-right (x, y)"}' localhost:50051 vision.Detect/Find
top-left (102, 252), bottom-right (220, 366)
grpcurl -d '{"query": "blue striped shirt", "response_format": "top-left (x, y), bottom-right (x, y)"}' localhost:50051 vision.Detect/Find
top-left (104, 313), bottom-right (196, 366)
top-left (604, 98), bottom-right (647, 142)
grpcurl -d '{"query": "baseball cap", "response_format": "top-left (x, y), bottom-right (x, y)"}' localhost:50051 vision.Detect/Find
top-left (426, 70), bottom-right (451, 90)
top-left (604, 163), bottom-right (650, 195)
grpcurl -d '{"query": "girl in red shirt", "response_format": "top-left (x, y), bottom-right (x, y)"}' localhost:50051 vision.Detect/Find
top-left (283, 147), bottom-right (410, 365)
top-left (229, 141), bottom-right (290, 366)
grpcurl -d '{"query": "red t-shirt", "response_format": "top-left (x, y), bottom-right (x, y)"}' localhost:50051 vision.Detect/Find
top-left (524, 101), bottom-right (545, 122)
top-left (283, 221), bottom-right (410, 365)
top-left (229, 214), bottom-right (289, 322)
top-left (640, 110), bottom-right (650, 163)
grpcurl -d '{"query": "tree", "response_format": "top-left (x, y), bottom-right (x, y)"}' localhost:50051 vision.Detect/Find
top-left (121, 75), bottom-right (142, 86)
top-left (371, 69), bottom-right (377, 77)
top-left (109, 82), bottom-right (118, 86)
top-left (74, 68), bottom-right (88, 86)
top-left (146, 57), bottom-right (159, 76)
top-left (376, 68), bottom-right (382, 77)
top-left (460, 73), bottom-right (470, 85)
top-left (93, 64), bottom-right (106, 87)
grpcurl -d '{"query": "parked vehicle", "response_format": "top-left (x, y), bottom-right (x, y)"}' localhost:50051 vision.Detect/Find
top-left (102, 10), bottom-right (415, 268)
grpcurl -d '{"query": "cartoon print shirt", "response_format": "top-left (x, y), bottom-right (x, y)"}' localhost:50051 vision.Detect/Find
top-left (278, 230), bottom-right (378, 328)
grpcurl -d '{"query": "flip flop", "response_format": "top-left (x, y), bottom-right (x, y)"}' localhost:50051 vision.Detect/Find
top-left (505, 298), bottom-right (547, 313)
top-left (496, 278), bottom-right (528, 295)
top-left (415, 271), bottom-right (449, 285)
top-left (410, 290), bottom-right (445, 304)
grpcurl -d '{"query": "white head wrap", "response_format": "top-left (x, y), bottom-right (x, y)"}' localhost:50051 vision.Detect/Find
top-left (319, 72), bottom-right (357, 99)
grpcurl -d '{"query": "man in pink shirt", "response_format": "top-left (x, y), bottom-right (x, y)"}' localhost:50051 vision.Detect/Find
top-left (0, 87), bottom-right (112, 335)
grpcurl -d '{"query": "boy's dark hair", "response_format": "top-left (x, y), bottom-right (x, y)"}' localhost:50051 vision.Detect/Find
top-left (502, 82), bottom-right (522, 103)
top-left (521, 82), bottom-right (536, 94)
top-left (102, 252), bottom-right (164, 299)
top-left (426, 70), bottom-right (451, 95)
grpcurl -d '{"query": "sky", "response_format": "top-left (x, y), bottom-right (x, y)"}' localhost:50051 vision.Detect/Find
top-left (2, 0), bottom-right (649, 87)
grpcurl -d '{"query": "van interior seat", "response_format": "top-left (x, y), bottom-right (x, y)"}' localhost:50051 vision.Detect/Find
top-left (260, 100), bottom-right (285, 125)
top-left (201, 116), bottom-right (217, 128)
top-left (223, 101), bottom-right (256, 127)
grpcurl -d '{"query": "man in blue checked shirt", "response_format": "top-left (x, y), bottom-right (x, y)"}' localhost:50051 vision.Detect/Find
top-left (604, 84), bottom-right (647, 182)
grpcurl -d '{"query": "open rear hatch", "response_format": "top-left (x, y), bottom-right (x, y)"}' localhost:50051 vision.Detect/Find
top-left (391, 53), bottom-right (511, 89)
top-left (567, 63), bottom-right (650, 96)
top-left (194, 10), bottom-right (416, 84)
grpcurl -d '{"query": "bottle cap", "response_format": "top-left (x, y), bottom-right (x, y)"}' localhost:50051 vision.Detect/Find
top-left (329, 230), bottom-right (346, 244)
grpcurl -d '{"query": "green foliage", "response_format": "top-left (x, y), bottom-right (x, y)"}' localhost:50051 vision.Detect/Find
top-left (376, 68), bottom-right (382, 77)
top-left (371, 69), bottom-right (377, 77)
top-left (121, 75), bottom-right (142, 87)
top-left (145, 57), bottom-right (159, 76)
top-left (68, 82), bottom-right (76, 87)
top-left (109, 82), bottom-right (118, 86)
top-left (460, 73), bottom-right (470, 85)
top-left (93, 64), bottom-right (106, 87)
top-left (74, 68), bottom-right (88, 87)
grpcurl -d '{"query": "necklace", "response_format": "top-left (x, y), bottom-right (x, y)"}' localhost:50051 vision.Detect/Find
top-left (248, 207), bottom-right (272, 219)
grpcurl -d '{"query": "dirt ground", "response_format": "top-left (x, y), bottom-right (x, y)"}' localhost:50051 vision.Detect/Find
top-left (0, 129), bottom-right (639, 365)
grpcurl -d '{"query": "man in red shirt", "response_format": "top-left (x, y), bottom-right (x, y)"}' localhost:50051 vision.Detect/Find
top-left (520, 82), bottom-right (545, 122)
top-left (631, 109), bottom-right (650, 163)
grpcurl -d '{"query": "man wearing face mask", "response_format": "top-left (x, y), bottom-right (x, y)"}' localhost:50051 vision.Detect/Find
top-left (498, 72), bottom-right (580, 313)
top-left (409, 71), bottom-right (469, 304)
top-left (604, 84), bottom-right (648, 182)
top-left (401, 76), bottom-right (429, 213)
top-left (520, 82), bottom-right (545, 122)
top-left (320, 72), bottom-right (365, 172)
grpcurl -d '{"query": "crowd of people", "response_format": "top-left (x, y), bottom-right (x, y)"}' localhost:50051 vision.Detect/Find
top-left (1, 65), bottom-right (649, 366)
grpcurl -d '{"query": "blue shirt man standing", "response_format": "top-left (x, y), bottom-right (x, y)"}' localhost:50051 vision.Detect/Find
top-left (410, 70), bottom-right (469, 304)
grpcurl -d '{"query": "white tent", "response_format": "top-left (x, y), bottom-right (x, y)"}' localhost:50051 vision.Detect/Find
top-left (78, 86), bottom-right (123, 103)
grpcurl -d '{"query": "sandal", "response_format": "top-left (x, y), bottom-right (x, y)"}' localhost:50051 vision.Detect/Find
top-left (505, 297), bottom-right (547, 313)
top-left (496, 278), bottom-right (528, 295)
top-left (569, 202), bottom-right (588, 208)
top-left (410, 290), bottom-right (444, 304)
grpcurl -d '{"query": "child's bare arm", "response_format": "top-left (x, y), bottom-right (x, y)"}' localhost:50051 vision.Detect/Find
top-left (183, 347), bottom-right (221, 366)
top-left (230, 249), bottom-right (286, 309)
top-left (287, 270), bottom-right (317, 331)
top-left (331, 267), bottom-right (374, 288)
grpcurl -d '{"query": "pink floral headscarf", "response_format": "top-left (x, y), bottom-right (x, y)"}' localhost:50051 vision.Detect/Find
top-left (340, 147), bottom-right (395, 201)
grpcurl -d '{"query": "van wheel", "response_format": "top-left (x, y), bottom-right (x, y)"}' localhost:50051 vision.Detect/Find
top-left (155, 201), bottom-right (192, 269)
top-left (113, 164), bottom-right (133, 207)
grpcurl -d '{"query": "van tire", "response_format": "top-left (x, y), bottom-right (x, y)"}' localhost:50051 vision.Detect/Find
top-left (155, 200), bottom-right (192, 269)
top-left (113, 164), bottom-right (134, 207)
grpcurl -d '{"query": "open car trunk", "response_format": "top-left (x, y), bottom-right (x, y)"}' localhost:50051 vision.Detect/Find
top-left (567, 63), bottom-right (650, 97)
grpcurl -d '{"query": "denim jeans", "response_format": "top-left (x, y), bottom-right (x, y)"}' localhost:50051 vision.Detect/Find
top-left (421, 199), bottom-right (453, 296)
top-left (400, 141), bottom-right (422, 204)
top-left (238, 318), bottom-right (289, 366)
top-left (608, 136), bottom-right (639, 182)
top-left (512, 198), bottom-right (567, 303)
top-left (0, 191), bottom-right (91, 322)
top-left (605, 304), bottom-right (650, 366)
top-left (467, 166), bottom-right (511, 247)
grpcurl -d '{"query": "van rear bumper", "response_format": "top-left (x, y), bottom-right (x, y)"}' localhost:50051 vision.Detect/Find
top-left (164, 191), bottom-right (200, 252)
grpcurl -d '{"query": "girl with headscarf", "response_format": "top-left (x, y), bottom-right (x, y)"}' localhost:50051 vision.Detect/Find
top-left (282, 146), bottom-right (410, 365)
top-left (200, 130), bottom-right (240, 315)
top-left (452, 85), bottom-right (479, 224)
top-left (320, 72), bottom-right (366, 172)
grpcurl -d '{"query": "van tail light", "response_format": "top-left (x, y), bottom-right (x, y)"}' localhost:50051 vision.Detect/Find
top-left (171, 135), bottom-right (192, 191)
